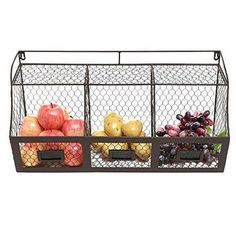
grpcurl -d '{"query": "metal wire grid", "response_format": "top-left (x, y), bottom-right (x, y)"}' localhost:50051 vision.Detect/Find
top-left (11, 85), bottom-right (25, 136)
top-left (89, 65), bottom-right (151, 85)
top-left (154, 85), bottom-right (216, 128)
top-left (24, 85), bottom-right (85, 121)
top-left (10, 63), bottom-right (229, 169)
top-left (153, 65), bottom-right (225, 85)
top-left (214, 85), bottom-right (228, 135)
top-left (158, 154), bottom-right (219, 169)
top-left (91, 144), bottom-right (151, 168)
top-left (14, 64), bottom-right (86, 85)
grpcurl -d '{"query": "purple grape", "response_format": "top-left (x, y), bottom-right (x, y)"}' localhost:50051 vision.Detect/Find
top-left (180, 117), bottom-right (187, 125)
top-left (206, 118), bottom-right (214, 126)
top-left (161, 144), bottom-right (171, 152)
top-left (172, 126), bottom-right (180, 134)
top-left (193, 111), bottom-right (198, 117)
top-left (157, 127), bottom-right (165, 132)
top-left (203, 110), bottom-right (210, 117)
top-left (208, 144), bottom-right (214, 150)
top-left (178, 143), bottom-right (185, 149)
top-left (188, 131), bottom-right (198, 137)
top-left (170, 148), bottom-right (177, 156)
top-left (159, 155), bottom-right (166, 164)
top-left (165, 124), bottom-right (175, 130)
top-left (195, 143), bottom-right (203, 150)
top-left (185, 111), bottom-right (191, 120)
top-left (197, 116), bottom-right (205, 124)
top-left (185, 143), bottom-right (193, 150)
top-left (196, 128), bottom-right (206, 136)
top-left (156, 132), bottom-right (164, 136)
top-left (160, 149), bottom-right (167, 156)
top-left (156, 127), bottom-right (166, 136)
top-left (178, 123), bottom-right (185, 131)
top-left (179, 130), bottom-right (188, 137)
top-left (185, 122), bottom-right (192, 129)
top-left (191, 121), bottom-right (200, 131)
top-left (168, 129), bottom-right (179, 137)
top-left (190, 115), bottom-right (197, 122)
top-left (176, 114), bottom-right (183, 120)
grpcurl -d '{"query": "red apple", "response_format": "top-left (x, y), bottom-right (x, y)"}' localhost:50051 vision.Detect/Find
top-left (64, 143), bottom-right (83, 167)
top-left (20, 116), bottom-right (43, 136)
top-left (38, 103), bottom-right (65, 130)
top-left (20, 143), bottom-right (44, 167)
top-left (39, 130), bottom-right (64, 150)
top-left (61, 119), bottom-right (84, 136)
top-left (64, 109), bottom-right (70, 120)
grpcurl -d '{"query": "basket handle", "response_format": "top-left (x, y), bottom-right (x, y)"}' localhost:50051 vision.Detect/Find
top-left (37, 150), bottom-right (64, 161)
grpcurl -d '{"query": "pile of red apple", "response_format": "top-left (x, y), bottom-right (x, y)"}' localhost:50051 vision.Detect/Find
top-left (20, 103), bottom-right (84, 167)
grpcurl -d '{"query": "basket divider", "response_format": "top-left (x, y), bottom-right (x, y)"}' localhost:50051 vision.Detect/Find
top-left (84, 65), bottom-right (91, 136)
top-left (213, 61), bottom-right (220, 135)
top-left (151, 65), bottom-right (156, 137)
top-left (18, 53), bottom-right (27, 117)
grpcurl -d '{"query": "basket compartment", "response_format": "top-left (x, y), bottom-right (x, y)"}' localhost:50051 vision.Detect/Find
top-left (89, 65), bottom-right (152, 168)
top-left (19, 142), bottom-right (83, 168)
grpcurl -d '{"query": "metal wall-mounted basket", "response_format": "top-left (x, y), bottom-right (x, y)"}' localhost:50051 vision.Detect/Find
top-left (9, 50), bottom-right (230, 172)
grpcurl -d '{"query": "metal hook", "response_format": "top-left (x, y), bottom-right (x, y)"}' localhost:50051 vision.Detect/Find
top-left (19, 51), bottom-right (26, 60)
top-left (214, 51), bottom-right (220, 61)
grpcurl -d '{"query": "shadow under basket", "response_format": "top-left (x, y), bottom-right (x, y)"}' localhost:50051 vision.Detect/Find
top-left (9, 50), bottom-right (230, 172)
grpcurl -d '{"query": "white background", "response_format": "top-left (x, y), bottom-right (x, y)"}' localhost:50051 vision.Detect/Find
top-left (0, 0), bottom-right (235, 235)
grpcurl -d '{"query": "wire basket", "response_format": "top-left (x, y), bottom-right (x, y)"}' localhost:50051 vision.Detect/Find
top-left (9, 51), bottom-right (230, 172)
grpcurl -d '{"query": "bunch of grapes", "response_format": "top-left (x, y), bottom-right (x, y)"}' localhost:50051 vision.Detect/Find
top-left (156, 110), bottom-right (214, 138)
top-left (156, 111), bottom-right (215, 165)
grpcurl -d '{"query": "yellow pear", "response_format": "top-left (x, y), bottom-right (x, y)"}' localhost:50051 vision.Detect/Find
top-left (104, 115), bottom-right (123, 136)
top-left (122, 120), bottom-right (143, 136)
top-left (131, 143), bottom-right (151, 161)
top-left (101, 143), bottom-right (129, 158)
top-left (91, 130), bottom-right (107, 152)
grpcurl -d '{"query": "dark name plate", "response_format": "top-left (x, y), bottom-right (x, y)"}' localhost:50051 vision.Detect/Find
top-left (109, 150), bottom-right (135, 161)
top-left (37, 150), bottom-right (64, 161)
top-left (177, 150), bottom-right (202, 161)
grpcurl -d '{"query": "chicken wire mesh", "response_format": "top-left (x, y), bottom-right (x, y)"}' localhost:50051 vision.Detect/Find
top-left (14, 64), bottom-right (86, 85)
top-left (10, 51), bottom-right (229, 171)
